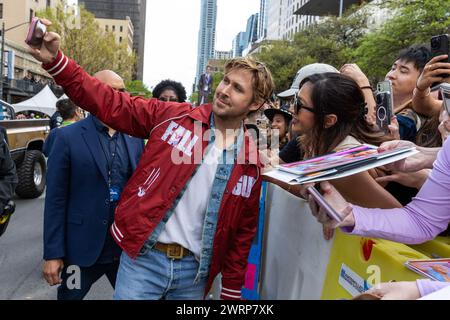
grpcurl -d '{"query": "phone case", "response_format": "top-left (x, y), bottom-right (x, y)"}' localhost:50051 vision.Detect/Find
top-left (431, 34), bottom-right (450, 62)
top-left (25, 18), bottom-right (46, 47)
top-left (306, 186), bottom-right (343, 222)
top-left (376, 80), bottom-right (393, 131)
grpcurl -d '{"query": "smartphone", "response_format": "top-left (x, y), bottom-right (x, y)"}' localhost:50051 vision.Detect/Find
top-left (25, 17), bottom-right (46, 48)
top-left (375, 80), bottom-right (394, 132)
top-left (306, 186), bottom-right (343, 223)
top-left (431, 34), bottom-right (450, 78)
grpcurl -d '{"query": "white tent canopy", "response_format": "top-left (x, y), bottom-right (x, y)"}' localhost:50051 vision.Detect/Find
top-left (12, 85), bottom-right (58, 117)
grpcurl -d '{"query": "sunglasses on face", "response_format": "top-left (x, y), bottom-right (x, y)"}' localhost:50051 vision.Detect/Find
top-left (159, 97), bottom-right (179, 102)
top-left (294, 94), bottom-right (317, 114)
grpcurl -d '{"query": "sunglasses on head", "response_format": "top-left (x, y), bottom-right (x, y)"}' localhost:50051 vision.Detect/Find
top-left (293, 94), bottom-right (317, 114)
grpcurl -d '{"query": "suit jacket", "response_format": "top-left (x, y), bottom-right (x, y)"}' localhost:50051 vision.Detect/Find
top-left (198, 73), bottom-right (213, 93)
top-left (43, 116), bottom-right (144, 267)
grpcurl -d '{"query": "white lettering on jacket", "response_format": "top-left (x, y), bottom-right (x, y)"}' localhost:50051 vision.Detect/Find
top-left (232, 175), bottom-right (256, 198)
top-left (161, 121), bottom-right (199, 157)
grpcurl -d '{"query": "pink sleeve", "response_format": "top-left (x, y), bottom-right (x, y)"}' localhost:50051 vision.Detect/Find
top-left (342, 138), bottom-right (450, 244)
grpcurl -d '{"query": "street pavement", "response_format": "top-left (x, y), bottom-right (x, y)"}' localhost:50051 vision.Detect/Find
top-left (0, 192), bottom-right (114, 300)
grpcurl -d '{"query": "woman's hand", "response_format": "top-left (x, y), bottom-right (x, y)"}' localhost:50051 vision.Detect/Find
top-left (308, 182), bottom-right (356, 230)
top-left (378, 140), bottom-right (429, 172)
top-left (365, 281), bottom-right (421, 300)
top-left (375, 169), bottom-right (431, 189)
top-left (386, 116), bottom-right (400, 141)
top-left (340, 63), bottom-right (371, 88)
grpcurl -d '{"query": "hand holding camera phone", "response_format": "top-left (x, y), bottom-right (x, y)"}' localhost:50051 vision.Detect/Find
top-left (431, 34), bottom-right (450, 78)
top-left (25, 18), bottom-right (61, 65)
top-left (375, 80), bottom-right (394, 132)
top-left (25, 17), bottom-right (47, 48)
top-left (306, 186), bottom-right (343, 223)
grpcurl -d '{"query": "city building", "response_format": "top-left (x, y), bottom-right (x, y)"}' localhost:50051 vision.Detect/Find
top-left (214, 50), bottom-right (232, 60)
top-left (96, 16), bottom-right (134, 54)
top-left (294, 0), bottom-right (370, 17)
top-left (258, 0), bottom-right (268, 41)
top-left (281, 0), bottom-right (320, 40)
top-left (242, 13), bottom-right (260, 56)
top-left (80, 0), bottom-right (147, 80)
top-left (195, 0), bottom-right (217, 87)
top-left (266, 0), bottom-right (283, 40)
top-left (232, 31), bottom-right (247, 58)
top-left (245, 13), bottom-right (259, 47)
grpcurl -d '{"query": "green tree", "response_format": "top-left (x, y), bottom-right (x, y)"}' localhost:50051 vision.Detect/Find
top-left (125, 80), bottom-right (152, 98)
top-left (355, 0), bottom-right (450, 83)
top-left (255, 41), bottom-right (310, 93)
top-left (255, 5), bottom-right (368, 93)
top-left (38, 3), bottom-right (136, 81)
top-left (208, 72), bottom-right (224, 102)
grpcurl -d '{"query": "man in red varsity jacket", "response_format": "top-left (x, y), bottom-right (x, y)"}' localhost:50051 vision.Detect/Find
top-left (29, 21), bottom-right (274, 300)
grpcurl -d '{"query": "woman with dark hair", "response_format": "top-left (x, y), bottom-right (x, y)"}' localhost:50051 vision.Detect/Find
top-left (152, 79), bottom-right (187, 103)
top-left (264, 73), bottom-right (402, 238)
top-left (296, 73), bottom-right (401, 211)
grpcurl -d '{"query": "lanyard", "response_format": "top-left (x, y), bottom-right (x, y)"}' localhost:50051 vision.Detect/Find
top-left (97, 131), bottom-right (119, 187)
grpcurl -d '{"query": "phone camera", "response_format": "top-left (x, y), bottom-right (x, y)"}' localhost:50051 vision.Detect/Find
top-left (431, 37), bottom-right (441, 49)
top-left (377, 106), bottom-right (386, 121)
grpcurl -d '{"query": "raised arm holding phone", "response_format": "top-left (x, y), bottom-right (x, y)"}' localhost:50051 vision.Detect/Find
top-left (27, 18), bottom-right (276, 300)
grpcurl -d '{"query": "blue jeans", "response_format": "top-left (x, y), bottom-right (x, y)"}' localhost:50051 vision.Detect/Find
top-left (114, 248), bottom-right (207, 300)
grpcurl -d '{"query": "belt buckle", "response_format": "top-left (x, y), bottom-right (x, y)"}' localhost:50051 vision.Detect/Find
top-left (167, 244), bottom-right (184, 259)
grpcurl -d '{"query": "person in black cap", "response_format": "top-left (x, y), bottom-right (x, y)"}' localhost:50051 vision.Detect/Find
top-left (264, 105), bottom-right (292, 150)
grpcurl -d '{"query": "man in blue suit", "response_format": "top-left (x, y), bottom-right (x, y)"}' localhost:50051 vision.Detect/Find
top-left (42, 70), bottom-right (145, 300)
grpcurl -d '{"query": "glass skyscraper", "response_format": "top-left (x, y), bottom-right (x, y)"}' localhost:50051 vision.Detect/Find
top-left (195, 0), bottom-right (217, 87)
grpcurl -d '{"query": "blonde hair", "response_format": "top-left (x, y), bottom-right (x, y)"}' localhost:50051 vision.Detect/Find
top-left (224, 56), bottom-right (275, 104)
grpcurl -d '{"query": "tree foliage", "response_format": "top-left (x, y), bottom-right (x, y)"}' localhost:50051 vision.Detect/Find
top-left (125, 80), bottom-right (152, 98)
top-left (38, 3), bottom-right (136, 81)
top-left (254, 0), bottom-right (450, 93)
top-left (354, 0), bottom-right (450, 83)
top-left (255, 6), bottom-right (368, 93)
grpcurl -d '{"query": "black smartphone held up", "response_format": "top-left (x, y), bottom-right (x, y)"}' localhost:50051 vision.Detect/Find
top-left (306, 186), bottom-right (343, 223)
top-left (25, 17), bottom-right (46, 48)
top-left (431, 34), bottom-right (450, 78)
top-left (375, 80), bottom-right (394, 132)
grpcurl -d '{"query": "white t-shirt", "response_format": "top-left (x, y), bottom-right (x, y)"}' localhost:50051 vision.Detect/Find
top-left (158, 145), bottom-right (223, 260)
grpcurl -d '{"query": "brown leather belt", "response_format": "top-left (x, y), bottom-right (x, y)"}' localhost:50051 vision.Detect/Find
top-left (153, 242), bottom-right (193, 259)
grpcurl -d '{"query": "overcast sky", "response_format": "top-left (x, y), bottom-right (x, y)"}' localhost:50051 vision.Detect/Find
top-left (143, 0), bottom-right (260, 96)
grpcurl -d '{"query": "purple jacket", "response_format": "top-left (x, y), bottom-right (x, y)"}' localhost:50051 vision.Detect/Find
top-left (344, 137), bottom-right (450, 297)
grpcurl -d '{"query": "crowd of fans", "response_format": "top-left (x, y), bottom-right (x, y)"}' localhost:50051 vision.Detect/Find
top-left (20, 28), bottom-right (450, 300)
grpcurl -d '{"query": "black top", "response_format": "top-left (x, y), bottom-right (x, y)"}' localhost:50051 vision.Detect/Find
top-left (279, 136), bottom-right (303, 163)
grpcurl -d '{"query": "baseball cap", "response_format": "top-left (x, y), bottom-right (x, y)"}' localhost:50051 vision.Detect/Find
top-left (277, 63), bottom-right (339, 98)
